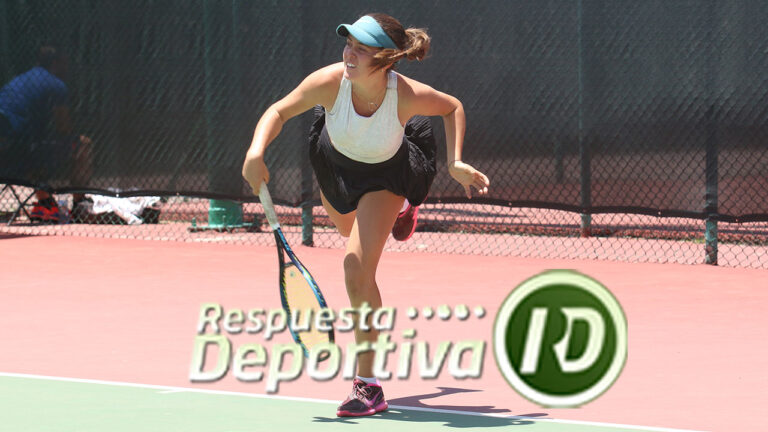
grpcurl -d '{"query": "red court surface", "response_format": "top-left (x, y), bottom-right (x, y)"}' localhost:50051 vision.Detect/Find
top-left (1, 234), bottom-right (767, 431)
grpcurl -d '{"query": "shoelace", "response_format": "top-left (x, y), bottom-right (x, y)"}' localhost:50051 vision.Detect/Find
top-left (351, 382), bottom-right (371, 401)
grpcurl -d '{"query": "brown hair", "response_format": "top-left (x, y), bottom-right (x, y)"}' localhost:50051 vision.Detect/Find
top-left (366, 13), bottom-right (431, 72)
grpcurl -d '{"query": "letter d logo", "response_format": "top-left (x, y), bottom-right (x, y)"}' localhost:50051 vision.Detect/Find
top-left (493, 270), bottom-right (627, 408)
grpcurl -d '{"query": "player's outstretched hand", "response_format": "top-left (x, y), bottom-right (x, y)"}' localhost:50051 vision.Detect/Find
top-left (448, 161), bottom-right (490, 199)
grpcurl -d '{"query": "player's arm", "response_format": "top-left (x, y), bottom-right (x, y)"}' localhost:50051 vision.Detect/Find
top-left (400, 78), bottom-right (489, 198)
top-left (400, 79), bottom-right (463, 165)
top-left (242, 64), bottom-right (340, 194)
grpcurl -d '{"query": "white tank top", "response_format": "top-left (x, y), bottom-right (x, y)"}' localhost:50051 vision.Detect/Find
top-left (326, 71), bottom-right (404, 163)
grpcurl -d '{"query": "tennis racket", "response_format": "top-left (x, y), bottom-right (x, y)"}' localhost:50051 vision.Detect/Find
top-left (259, 183), bottom-right (334, 359)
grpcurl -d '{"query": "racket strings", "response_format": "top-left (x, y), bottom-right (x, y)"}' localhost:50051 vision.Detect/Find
top-left (282, 263), bottom-right (332, 351)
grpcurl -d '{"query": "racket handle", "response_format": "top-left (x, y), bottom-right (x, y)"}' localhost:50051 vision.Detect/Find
top-left (259, 182), bottom-right (280, 229)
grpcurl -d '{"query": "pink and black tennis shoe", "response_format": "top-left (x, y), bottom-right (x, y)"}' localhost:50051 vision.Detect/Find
top-left (336, 378), bottom-right (388, 417)
top-left (391, 202), bottom-right (419, 241)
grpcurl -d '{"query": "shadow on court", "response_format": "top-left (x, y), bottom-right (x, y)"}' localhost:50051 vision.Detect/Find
top-left (389, 387), bottom-right (526, 414)
top-left (312, 409), bottom-right (546, 428)
top-left (313, 386), bottom-right (549, 428)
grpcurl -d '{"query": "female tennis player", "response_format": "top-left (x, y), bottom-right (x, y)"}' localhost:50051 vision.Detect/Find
top-left (242, 13), bottom-right (490, 417)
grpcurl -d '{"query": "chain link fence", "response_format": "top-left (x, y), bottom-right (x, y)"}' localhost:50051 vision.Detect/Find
top-left (2, 0), bottom-right (768, 268)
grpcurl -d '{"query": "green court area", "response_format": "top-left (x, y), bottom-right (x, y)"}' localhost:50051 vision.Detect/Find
top-left (1, 374), bottom-right (693, 432)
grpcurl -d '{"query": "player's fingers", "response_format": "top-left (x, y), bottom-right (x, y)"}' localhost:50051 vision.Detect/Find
top-left (464, 185), bottom-right (472, 199)
top-left (472, 182), bottom-right (487, 195)
top-left (476, 171), bottom-right (490, 186)
top-left (474, 182), bottom-right (488, 195)
top-left (477, 173), bottom-right (490, 194)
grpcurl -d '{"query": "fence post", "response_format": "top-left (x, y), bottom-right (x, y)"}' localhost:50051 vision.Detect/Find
top-left (202, 0), bottom-right (243, 228)
top-left (704, 107), bottom-right (719, 265)
top-left (300, 3), bottom-right (314, 246)
top-left (577, 0), bottom-right (592, 237)
top-left (704, 1), bottom-right (719, 265)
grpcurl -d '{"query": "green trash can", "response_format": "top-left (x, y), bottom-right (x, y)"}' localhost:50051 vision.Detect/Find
top-left (207, 199), bottom-right (243, 227)
top-left (189, 199), bottom-right (256, 233)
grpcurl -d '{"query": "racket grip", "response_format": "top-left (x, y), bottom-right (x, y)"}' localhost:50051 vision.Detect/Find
top-left (259, 182), bottom-right (280, 229)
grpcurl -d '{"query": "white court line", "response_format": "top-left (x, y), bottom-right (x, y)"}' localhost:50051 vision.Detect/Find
top-left (0, 372), bottom-right (708, 432)
top-left (157, 389), bottom-right (187, 394)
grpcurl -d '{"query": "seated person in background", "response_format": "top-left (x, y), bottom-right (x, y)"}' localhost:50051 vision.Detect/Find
top-left (0, 45), bottom-right (92, 223)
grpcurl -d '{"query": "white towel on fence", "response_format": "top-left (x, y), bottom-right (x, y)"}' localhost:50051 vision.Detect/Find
top-left (85, 195), bottom-right (161, 225)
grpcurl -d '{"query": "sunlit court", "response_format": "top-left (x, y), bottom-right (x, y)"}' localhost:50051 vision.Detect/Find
top-left (2, 1), bottom-right (767, 432)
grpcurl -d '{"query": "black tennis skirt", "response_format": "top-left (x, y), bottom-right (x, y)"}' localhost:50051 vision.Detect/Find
top-left (309, 106), bottom-right (437, 214)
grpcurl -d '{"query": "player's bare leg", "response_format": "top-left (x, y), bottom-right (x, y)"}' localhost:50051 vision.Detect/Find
top-left (320, 190), bottom-right (356, 237)
top-left (336, 189), bottom-right (401, 417)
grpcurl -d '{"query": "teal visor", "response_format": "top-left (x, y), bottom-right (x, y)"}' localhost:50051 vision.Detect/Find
top-left (336, 16), bottom-right (398, 50)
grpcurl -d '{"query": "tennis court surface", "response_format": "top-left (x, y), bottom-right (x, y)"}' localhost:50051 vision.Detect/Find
top-left (2, 235), bottom-right (766, 431)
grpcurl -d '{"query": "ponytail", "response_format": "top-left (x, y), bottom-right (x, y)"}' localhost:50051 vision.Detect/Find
top-left (403, 28), bottom-right (430, 61)
top-left (367, 13), bottom-right (431, 71)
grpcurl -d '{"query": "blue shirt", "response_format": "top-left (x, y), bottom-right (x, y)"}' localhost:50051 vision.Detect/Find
top-left (0, 66), bottom-right (69, 141)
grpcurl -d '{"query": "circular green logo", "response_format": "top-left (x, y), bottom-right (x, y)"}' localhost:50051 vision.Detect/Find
top-left (493, 270), bottom-right (627, 407)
